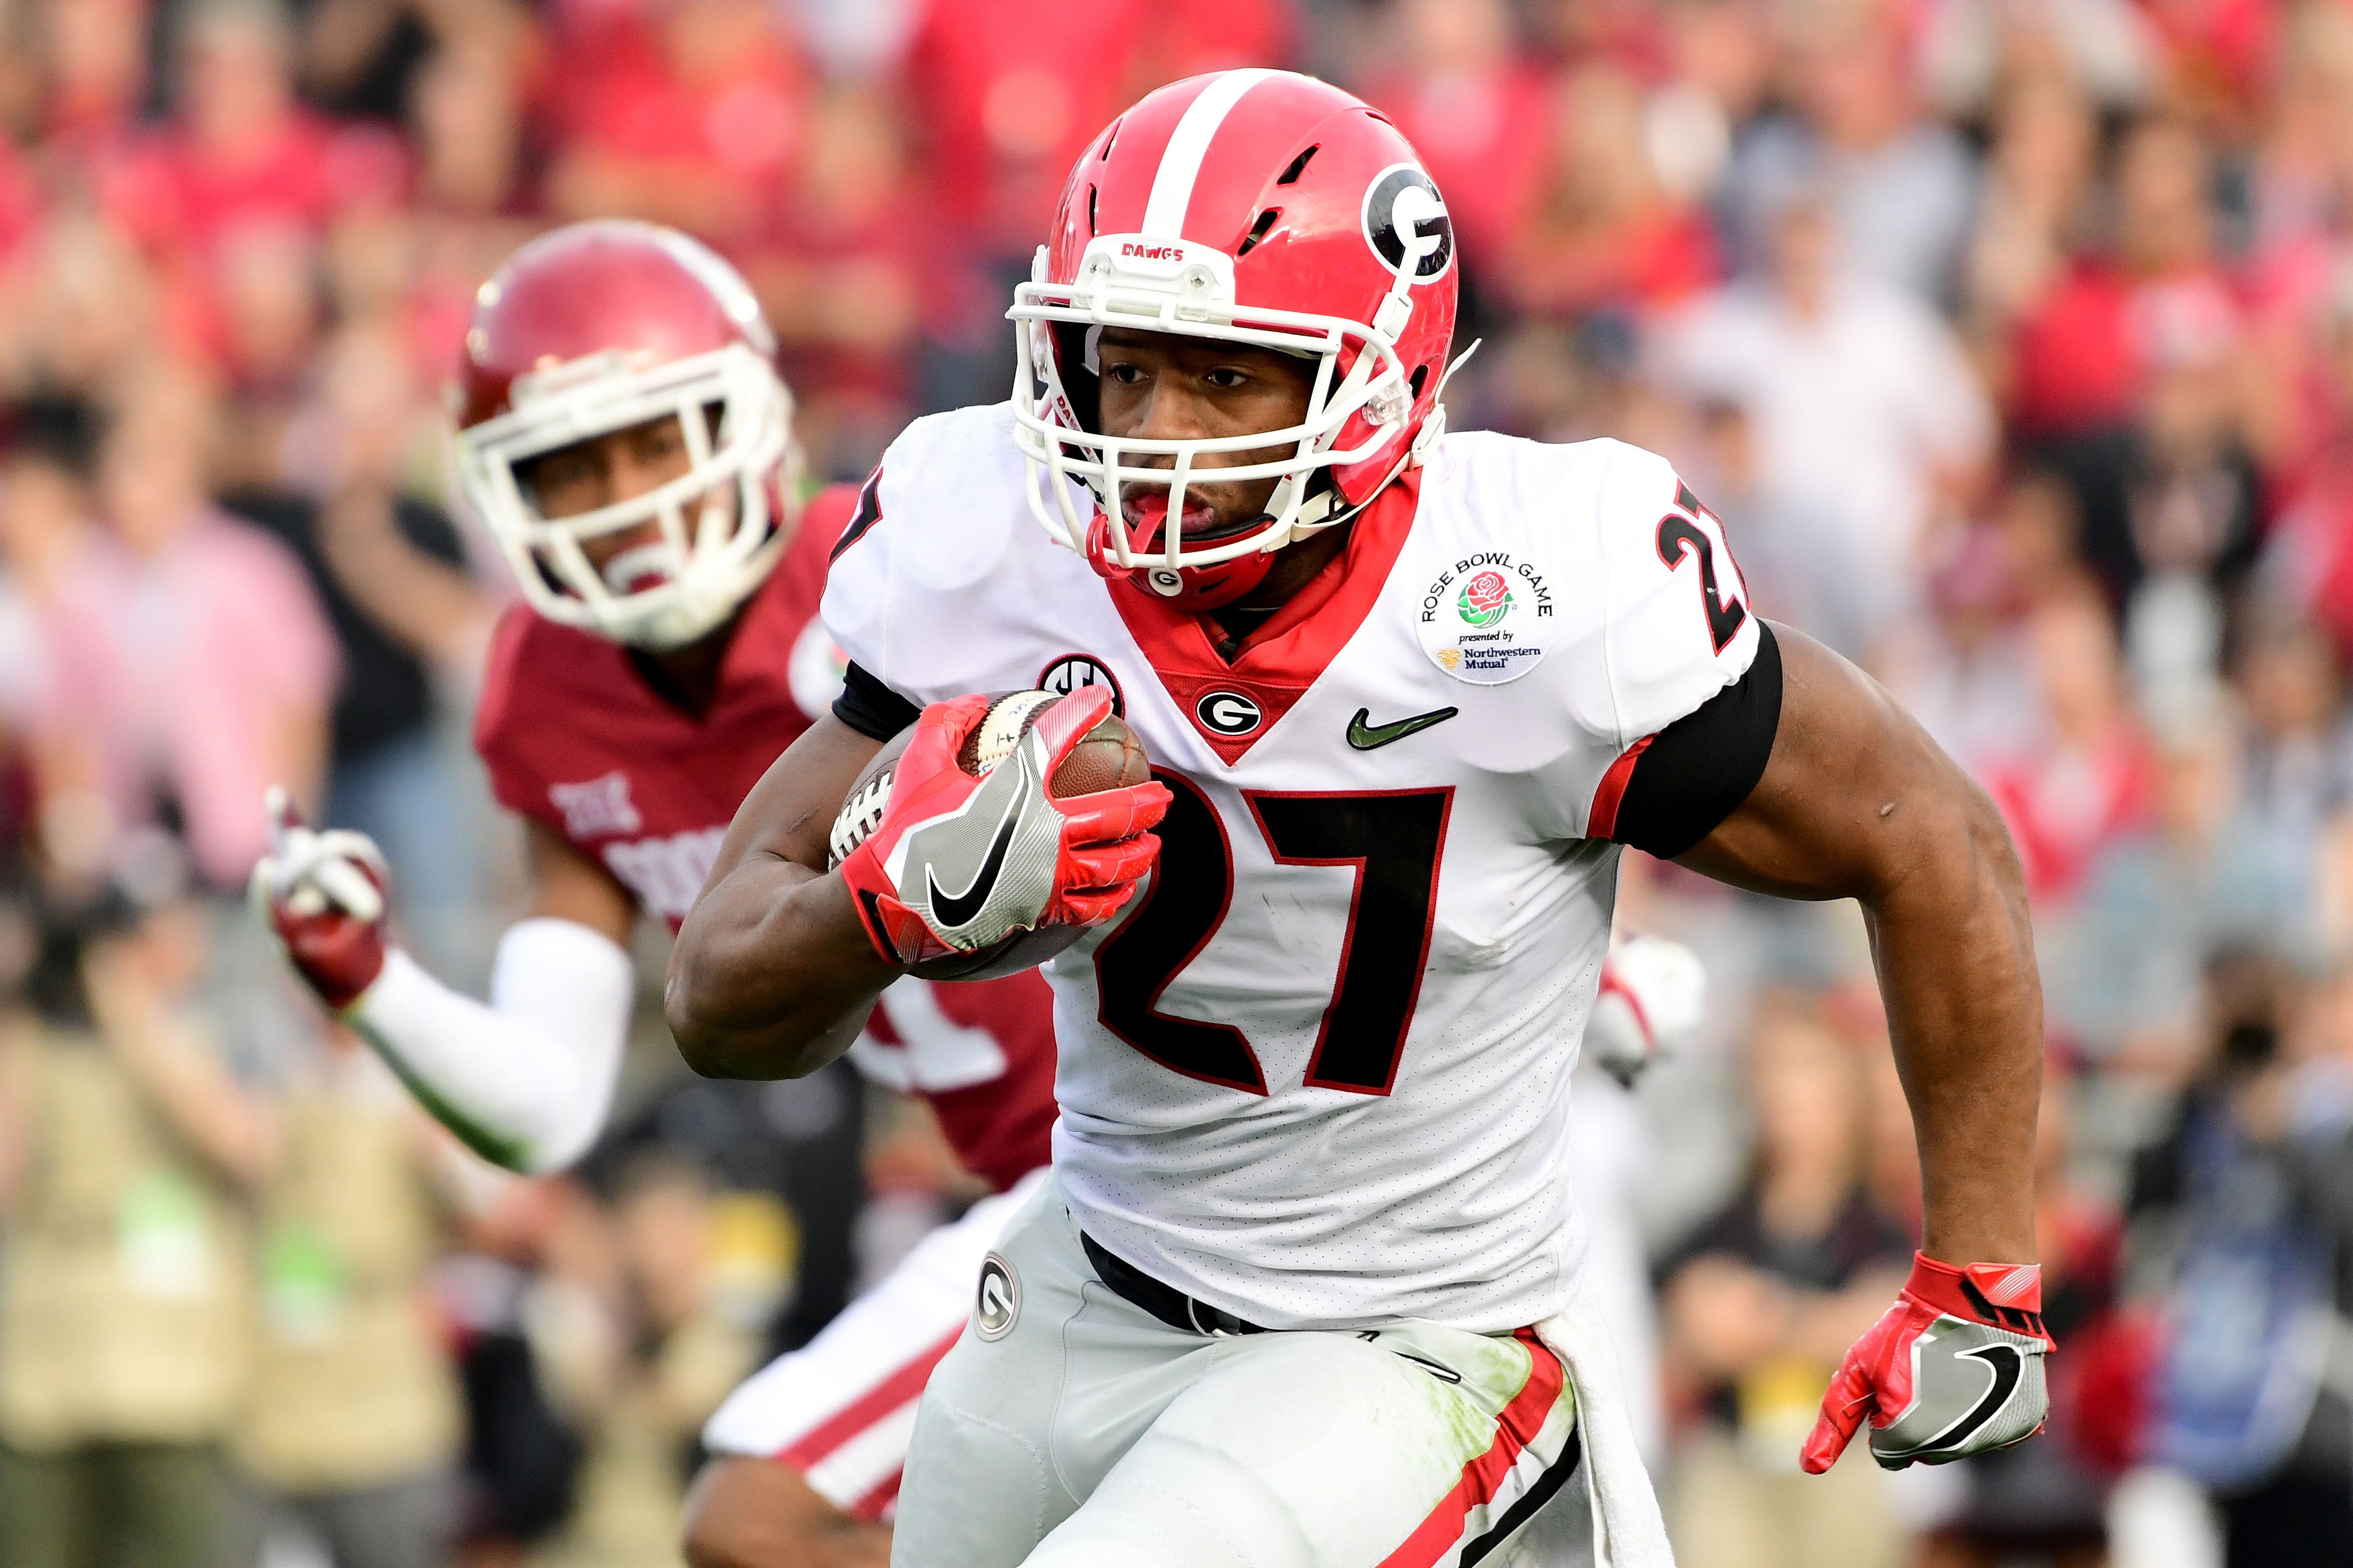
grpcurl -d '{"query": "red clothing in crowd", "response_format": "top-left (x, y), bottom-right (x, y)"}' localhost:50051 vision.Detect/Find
top-left (1982, 727), bottom-right (2161, 906)
top-left (2134, 0), bottom-right (2279, 121)
top-left (100, 110), bottom-right (402, 259)
top-left (2270, 437), bottom-right (2353, 668)
top-left (902, 0), bottom-right (1292, 257)
top-left (0, 138), bottom-right (46, 262)
top-left (1504, 202), bottom-right (1721, 317)
top-left (540, 4), bottom-right (808, 241)
top-left (2005, 259), bottom-right (2242, 439)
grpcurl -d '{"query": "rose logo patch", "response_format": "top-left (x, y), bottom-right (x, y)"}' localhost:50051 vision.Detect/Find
top-left (1457, 571), bottom-right (1512, 628)
top-left (976, 1253), bottom-right (1020, 1340)
top-left (1417, 550), bottom-right (1560, 685)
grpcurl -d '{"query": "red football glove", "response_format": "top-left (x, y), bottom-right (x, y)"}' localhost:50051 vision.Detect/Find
top-left (250, 786), bottom-right (392, 1011)
top-left (836, 688), bottom-right (1170, 968)
top-left (1802, 1252), bottom-right (2053, 1473)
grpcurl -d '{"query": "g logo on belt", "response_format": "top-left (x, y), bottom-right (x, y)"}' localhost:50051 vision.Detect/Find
top-left (976, 1253), bottom-right (1020, 1340)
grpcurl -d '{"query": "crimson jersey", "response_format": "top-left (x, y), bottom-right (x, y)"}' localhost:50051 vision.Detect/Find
top-left (473, 483), bottom-right (1056, 1190)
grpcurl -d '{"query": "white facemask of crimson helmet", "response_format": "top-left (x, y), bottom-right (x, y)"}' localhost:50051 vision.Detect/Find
top-left (452, 220), bottom-right (797, 650)
top-left (1009, 69), bottom-right (1461, 611)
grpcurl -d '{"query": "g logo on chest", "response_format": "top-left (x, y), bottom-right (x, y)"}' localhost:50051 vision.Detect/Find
top-left (1195, 691), bottom-right (1263, 737)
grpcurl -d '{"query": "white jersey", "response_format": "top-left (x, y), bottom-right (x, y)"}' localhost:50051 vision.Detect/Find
top-left (822, 402), bottom-right (1757, 1333)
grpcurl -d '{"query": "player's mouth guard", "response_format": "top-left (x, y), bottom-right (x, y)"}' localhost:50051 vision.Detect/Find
top-left (1013, 237), bottom-right (1480, 580)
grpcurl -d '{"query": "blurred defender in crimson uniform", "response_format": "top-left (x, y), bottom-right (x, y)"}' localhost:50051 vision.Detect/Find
top-left (250, 220), bottom-right (1056, 1568)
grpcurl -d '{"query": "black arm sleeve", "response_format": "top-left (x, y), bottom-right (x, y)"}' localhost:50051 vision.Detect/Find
top-left (1611, 622), bottom-right (1784, 860)
top-left (831, 660), bottom-right (923, 741)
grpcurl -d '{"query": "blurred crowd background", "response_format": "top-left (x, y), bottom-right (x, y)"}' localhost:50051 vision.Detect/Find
top-left (0, 0), bottom-right (2351, 1565)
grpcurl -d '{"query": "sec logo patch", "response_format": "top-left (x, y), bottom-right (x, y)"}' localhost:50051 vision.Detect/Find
top-left (976, 1253), bottom-right (1020, 1340)
top-left (1037, 652), bottom-right (1124, 716)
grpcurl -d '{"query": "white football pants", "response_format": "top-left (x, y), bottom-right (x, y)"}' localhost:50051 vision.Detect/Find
top-left (889, 1174), bottom-right (1583, 1568)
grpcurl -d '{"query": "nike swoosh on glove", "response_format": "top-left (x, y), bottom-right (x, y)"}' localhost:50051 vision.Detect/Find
top-left (1802, 1251), bottom-right (2053, 1473)
top-left (250, 786), bottom-right (392, 1011)
top-left (1585, 934), bottom-right (1706, 1086)
top-left (837, 688), bottom-right (1170, 968)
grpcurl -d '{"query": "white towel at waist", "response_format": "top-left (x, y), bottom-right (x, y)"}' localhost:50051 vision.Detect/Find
top-left (1533, 1275), bottom-right (1677, 1568)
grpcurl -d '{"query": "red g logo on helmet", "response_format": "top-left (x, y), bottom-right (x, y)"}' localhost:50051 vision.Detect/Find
top-left (1362, 165), bottom-right (1453, 282)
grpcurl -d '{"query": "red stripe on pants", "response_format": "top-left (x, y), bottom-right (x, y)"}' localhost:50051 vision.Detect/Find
top-left (772, 1323), bottom-right (966, 1473)
top-left (1376, 1329), bottom-right (1567, 1568)
top-left (846, 1466), bottom-right (905, 1523)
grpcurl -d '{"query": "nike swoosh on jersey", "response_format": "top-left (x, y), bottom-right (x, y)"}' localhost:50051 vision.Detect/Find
top-left (924, 749), bottom-right (1037, 930)
top-left (1347, 705), bottom-right (1459, 750)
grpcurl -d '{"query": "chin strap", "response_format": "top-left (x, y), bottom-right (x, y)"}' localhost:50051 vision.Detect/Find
top-left (1411, 338), bottom-right (1481, 465)
top-left (1262, 337), bottom-right (1483, 552)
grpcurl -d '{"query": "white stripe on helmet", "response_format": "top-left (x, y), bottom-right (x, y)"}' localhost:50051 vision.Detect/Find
top-left (1139, 68), bottom-right (1281, 239)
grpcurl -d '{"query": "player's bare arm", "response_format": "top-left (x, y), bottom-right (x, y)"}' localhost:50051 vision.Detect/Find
top-left (1669, 621), bottom-right (2054, 1471)
top-left (660, 329), bottom-right (1275, 1083)
top-left (1677, 624), bottom-right (2039, 1268)
top-left (525, 818), bottom-right (637, 945)
top-left (665, 714), bottom-right (897, 1080)
top-left (670, 683), bottom-right (1167, 1080)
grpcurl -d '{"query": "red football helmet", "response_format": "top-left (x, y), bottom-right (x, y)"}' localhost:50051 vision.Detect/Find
top-left (453, 220), bottom-right (796, 649)
top-left (1010, 69), bottom-right (1460, 609)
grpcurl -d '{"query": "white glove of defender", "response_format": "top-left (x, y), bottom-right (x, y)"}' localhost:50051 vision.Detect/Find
top-left (1586, 935), bottom-right (1706, 1086)
top-left (252, 785), bottom-right (387, 925)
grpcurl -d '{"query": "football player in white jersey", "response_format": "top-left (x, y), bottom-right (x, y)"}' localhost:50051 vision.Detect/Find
top-left (668, 70), bottom-right (2052, 1568)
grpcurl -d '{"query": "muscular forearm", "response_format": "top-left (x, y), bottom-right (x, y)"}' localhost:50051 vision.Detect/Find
top-left (1682, 627), bottom-right (2043, 1270)
top-left (1863, 782), bottom-right (2042, 1264)
top-left (665, 857), bottom-right (898, 1080)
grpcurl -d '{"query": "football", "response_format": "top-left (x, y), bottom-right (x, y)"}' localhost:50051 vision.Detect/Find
top-left (829, 690), bottom-right (1152, 980)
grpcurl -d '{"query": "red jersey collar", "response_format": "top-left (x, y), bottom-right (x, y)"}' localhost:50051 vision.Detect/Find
top-left (1106, 469), bottom-right (1424, 765)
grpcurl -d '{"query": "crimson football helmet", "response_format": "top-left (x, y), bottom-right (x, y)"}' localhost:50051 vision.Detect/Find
top-left (1010, 69), bottom-right (1460, 608)
top-left (453, 220), bottom-right (796, 649)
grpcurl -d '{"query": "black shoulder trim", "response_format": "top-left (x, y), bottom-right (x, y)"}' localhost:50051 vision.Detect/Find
top-left (1612, 623), bottom-right (1783, 860)
top-left (832, 660), bottom-right (922, 742)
